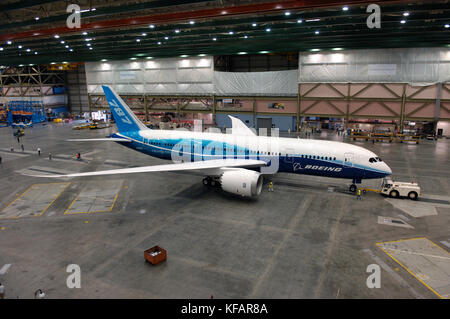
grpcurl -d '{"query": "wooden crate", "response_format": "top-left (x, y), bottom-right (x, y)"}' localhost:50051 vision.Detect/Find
top-left (144, 246), bottom-right (167, 265)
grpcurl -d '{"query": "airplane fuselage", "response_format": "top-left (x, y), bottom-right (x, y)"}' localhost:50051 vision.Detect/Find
top-left (112, 129), bottom-right (392, 181)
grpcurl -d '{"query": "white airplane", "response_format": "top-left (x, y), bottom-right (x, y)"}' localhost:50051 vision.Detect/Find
top-left (29, 85), bottom-right (392, 197)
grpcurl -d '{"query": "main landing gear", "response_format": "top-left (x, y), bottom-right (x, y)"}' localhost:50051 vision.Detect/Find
top-left (202, 176), bottom-right (221, 187)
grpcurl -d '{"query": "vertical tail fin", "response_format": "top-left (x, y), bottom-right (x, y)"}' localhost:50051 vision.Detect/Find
top-left (101, 85), bottom-right (149, 133)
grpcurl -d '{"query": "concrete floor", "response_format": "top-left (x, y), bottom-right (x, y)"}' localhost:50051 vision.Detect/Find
top-left (0, 123), bottom-right (449, 299)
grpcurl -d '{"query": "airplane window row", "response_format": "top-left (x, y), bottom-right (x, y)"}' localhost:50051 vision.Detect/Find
top-left (301, 155), bottom-right (337, 161)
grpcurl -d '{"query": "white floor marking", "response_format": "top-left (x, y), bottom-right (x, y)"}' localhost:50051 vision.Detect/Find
top-left (0, 264), bottom-right (12, 275)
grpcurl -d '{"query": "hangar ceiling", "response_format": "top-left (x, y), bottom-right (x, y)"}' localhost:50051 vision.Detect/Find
top-left (0, 0), bottom-right (449, 65)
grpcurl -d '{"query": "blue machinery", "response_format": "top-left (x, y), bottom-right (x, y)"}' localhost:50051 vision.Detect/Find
top-left (0, 101), bottom-right (47, 127)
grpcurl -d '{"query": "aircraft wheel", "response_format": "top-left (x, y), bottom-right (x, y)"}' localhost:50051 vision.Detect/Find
top-left (349, 184), bottom-right (357, 193)
top-left (202, 177), bottom-right (211, 186)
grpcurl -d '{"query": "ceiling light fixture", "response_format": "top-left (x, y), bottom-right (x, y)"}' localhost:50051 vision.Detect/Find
top-left (343, 6), bottom-right (349, 11)
top-left (252, 23), bottom-right (257, 27)
top-left (297, 19), bottom-right (303, 23)
top-left (403, 12), bottom-right (409, 16)
top-left (149, 24), bottom-right (155, 28)
top-left (266, 28), bottom-right (271, 32)
top-left (285, 11), bottom-right (291, 16)
top-left (54, 34), bottom-right (60, 38)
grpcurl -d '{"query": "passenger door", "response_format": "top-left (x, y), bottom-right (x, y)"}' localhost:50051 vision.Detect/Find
top-left (343, 152), bottom-right (354, 167)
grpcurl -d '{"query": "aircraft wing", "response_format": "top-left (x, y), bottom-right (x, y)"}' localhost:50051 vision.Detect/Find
top-left (66, 138), bottom-right (132, 142)
top-left (24, 159), bottom-right (267, 178)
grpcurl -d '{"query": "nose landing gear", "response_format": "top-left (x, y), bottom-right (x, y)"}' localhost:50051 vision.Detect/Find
top-left (349, 179), bottom-right (361, 193)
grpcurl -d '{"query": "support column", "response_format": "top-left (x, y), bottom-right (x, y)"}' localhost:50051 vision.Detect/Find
top-left (434, 83), bottom-right (442, 133)
top-left (297, 83), bottom-right (301, 132)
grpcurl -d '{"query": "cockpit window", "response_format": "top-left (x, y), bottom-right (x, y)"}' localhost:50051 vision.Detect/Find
top-left (369, 157), bottom-right (383, 163)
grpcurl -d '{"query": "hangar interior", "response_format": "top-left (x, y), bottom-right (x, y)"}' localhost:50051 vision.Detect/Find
top-left (0, 0), bottom-right (449, 299)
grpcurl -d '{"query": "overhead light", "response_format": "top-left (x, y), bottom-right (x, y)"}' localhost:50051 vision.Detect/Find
top-left (198, 54), bottom-right (206, 56)
top-left (91, 8), bottom-right (96, 11)
top-left (18, 45), bottom-right (22, 48)
top-left (266, 28), bottom-right (271, 32)
top-left (164, 36), bottom-right (169, 40)
top-left (70, 49), bottom-right (73, 52)
top-left (237, 52), bottom-right (247, 55)
top-left (35, 17), bottom-right (39, 21)
top-left (26, 48), bottom-right (30, 52)
top-left (0, 47), bottom-right (3, 51)
top-left (146, 56), bottom-right (153, 59)
top-left (89, 47), bottom-right (93, 50)
top-left (174, 29), bottom-right (180, 33)
top-left (228, 31), bottom-right (234, 35)
top-left (50, 62), bottom-right (56, 64)
top-left (311, 49), bottom-right (321, 52)
top-left (297, 19), bottom-right (303, 23)
top-left (342, 6), bottom-right (349, 11)
top-left (331, 48), bottom-right (343, 51)
top-left (445, 24), bottom-right (450, 28)
top-left (101, 59), bottom-right (107, 62)
top-left (7, 41), bottom-right (12, 45)
top-left (221, 11), bottom-right (227, 14)
top-left (180, 54), bottom-right (188, 57)
top-left (85, 38), bottom-right (92, 41)
top-left (285, 11), bottom-right (291, 16)
top-left (259, 51), bottom-right (270, 54)
top-left (54, 34), bottom-right (60, 38)
top-left (244, 35), bottom-right (248, 38)
top-left (34, 51), bottom-right (38, 54)
top-left (400, 20), bottom-right (406, 24)
top-left (86, 43), bottom-right (91, 46)
top-left (82, 31), bottom-right (88, 35)
top-left (252, 23), bottom-right (257, 27)
top-left (306, 18), bottom-right (320, 22)
top-left (315, 30), bottom-right (320, 34)
top-left (65, 45), bottom-right (69, 48)
top-left (189, 20), bottom-right (195, 25)
top-left (142, 33), bottom-right (147, 36)
top-left (130, 57), bottom-right (137, 60)
top-left (212, 37), bottom-right (217, 41)
top-left (157, 41), bottom-right (162, 45)
top-left (136, 39), bottom-right (141, 42)
top-left (61, 40), bottom-right (65, 44)
top-left (149, 24), bottom-right (155, 28)
top-left (403, 12), bottom-right (410, 16)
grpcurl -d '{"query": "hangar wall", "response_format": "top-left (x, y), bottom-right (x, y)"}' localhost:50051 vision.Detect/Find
top-left (298, 47), bottom-right (450, 84)
top-left (83, 48), bottom-right (450, 132)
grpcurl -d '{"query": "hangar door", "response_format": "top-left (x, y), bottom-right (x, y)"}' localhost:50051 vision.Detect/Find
top-left (257, 118), bottom-right (272, 136)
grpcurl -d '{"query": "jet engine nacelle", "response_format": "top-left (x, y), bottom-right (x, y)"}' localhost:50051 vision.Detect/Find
top-left (220, 169), bottom-right (263, 197)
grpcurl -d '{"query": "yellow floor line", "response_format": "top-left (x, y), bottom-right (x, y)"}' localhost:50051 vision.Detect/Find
top-left (376, 237), bottom-right (446, 299)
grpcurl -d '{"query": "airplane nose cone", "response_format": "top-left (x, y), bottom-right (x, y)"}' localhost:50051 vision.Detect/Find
top-left (384, 163), bottom-right (392, 175)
